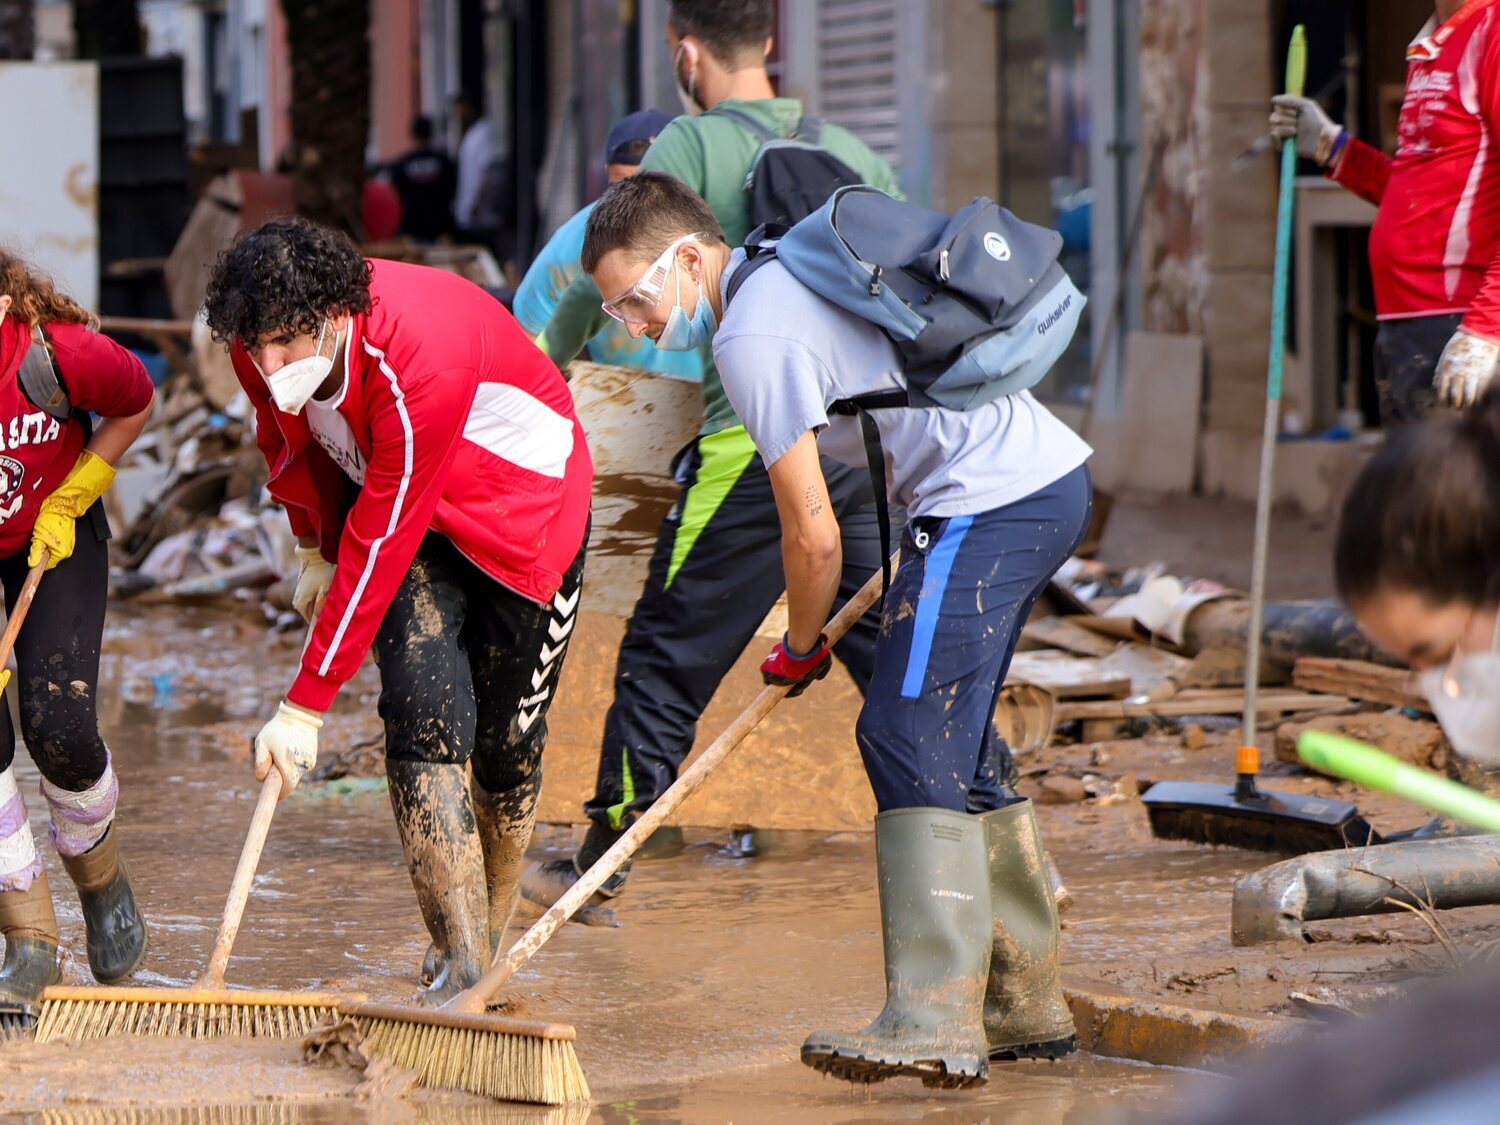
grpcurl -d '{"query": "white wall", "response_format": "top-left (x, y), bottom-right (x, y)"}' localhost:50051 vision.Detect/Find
top-left (0, 62), bottom-right (100, 311)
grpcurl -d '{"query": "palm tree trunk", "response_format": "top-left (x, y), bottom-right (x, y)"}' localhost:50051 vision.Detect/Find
top-left (0, 0), bottom-right (35, 60)
top-left (281, 0), bottom-right (371, 235)
top-left (72, 0), bottom-right (142, 58)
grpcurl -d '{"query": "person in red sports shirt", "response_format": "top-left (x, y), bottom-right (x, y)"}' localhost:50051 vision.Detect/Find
top-left (1272, 0), bottom-right (1500, 420)
top-left (0, 250), bottom-right (155, 1022)
top-left (203, 218), bottom-right (593, 1002)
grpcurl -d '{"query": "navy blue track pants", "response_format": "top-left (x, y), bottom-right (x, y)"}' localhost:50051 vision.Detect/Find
top-left (857, 466), bottom-right (1092, 813)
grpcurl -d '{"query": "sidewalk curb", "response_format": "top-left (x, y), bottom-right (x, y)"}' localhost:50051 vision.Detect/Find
top-left (1065, 988), bottom-right (1305, 1071)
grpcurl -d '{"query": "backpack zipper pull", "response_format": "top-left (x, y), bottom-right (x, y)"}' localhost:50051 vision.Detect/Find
top-left (869, 265), bottom-right (883, 297)
top-left (938, 248), bottom-right (951, 282)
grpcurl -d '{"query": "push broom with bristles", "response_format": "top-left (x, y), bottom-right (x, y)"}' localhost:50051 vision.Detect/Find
top-left (34, 769), bottom-right (353, 1041)
top-left (317, 567), bottom-right (888, 1104)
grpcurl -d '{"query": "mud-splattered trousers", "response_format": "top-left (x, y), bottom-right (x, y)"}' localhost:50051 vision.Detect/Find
top-left (581, 426), bottom-right (898, 840)
top-left (0, 515), bottom-right (118, 891)
top-left (1373, 313), bottom-right (1462, 424)
top-left (373, 529), bottom-right (586, 791)
top-left (857, 466), bottom-right (1092, 813)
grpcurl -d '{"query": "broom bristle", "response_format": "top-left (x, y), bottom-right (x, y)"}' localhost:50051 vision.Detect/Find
top-left (348, 1012), bottom-right (591, 1105)
top-left (33, 989), bottom-right (343, 1043)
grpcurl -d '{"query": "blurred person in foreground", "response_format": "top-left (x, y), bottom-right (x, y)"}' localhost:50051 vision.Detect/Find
top-left (1169, 392), bottom-right (1500, 1124)
top-left (515, 109), bottom-right (704, 381)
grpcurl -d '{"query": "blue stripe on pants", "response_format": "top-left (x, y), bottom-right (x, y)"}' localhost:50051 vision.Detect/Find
top-left (900, 515), bottom-right (973, 699)
top-left (855, 466), bottom-right (1092, 812)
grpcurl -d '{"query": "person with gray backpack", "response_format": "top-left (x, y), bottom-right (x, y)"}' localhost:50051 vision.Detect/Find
top-left (580, 171), bottom-right (1092, 1088)
top-left (521, 0), bottom-right (924, 916)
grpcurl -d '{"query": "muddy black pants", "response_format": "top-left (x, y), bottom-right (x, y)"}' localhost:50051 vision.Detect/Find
top-left (0, 518), bottom-right (110, 791)
top-left (373, 530), bottom-right (586, 794)
top-left (1373, 313), bottom-right (1462, 424)
top-left (582, 426), bottom-right (887, 840)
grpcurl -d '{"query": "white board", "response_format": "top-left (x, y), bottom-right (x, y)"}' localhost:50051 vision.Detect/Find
top-left (0, 63), bottom-right (99, 312)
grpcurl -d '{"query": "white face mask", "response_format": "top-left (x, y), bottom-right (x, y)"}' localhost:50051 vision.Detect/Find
top-left (1419, 619), bottom-right (1500, 766)
top-left (253, 320), bottom-right (339, 415)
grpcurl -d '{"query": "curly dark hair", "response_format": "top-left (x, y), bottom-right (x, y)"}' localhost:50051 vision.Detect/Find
top-left (203, 217), bottom-right (374, 346)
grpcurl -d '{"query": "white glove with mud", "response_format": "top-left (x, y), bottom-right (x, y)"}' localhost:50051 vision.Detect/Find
top-left (292, 544), bottom-right (336, 624)
top-left (1269, 95), bottom-right (1345, 166)
top-left (1436, 329), bottom-right (1500, 409)
top-left (254, 701), bottom-right (322, 798)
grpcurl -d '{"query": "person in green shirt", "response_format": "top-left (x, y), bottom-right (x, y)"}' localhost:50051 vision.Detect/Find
top-left (519, 0), bottom-right (965, 914)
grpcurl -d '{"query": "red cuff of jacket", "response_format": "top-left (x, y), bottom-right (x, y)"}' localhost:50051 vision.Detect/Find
top-left (287, 668), bottom-right (341, 713)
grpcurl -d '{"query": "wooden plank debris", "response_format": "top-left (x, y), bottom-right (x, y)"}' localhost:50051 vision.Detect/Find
top-left (1292, 658), bottom-right (1427, 711)
top-left (1055, 690), bottom-right (1349, 722)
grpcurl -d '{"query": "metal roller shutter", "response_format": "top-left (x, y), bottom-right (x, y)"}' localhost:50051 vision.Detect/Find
top-left (815, 0), bottom-right (901, 168)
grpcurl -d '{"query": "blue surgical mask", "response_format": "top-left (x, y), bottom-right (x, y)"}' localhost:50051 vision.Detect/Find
top-left (656, 259), bottom-right (717, 351)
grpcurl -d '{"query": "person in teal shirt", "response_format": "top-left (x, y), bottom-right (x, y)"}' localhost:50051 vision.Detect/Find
top-left (514, 110), bottom-right (705, 381)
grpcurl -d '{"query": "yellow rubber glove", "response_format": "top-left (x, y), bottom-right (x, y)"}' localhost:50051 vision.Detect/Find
top-left (29, 451), bottom-right (115, 571)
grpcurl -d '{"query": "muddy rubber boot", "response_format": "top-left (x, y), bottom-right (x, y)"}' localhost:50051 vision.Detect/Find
top-left (801, 808), bottom-right (991, 1089)
top-left (0, 873), bottom-right (62, 1022)
top-left (59, 827), bottom-right (148, 984)
top-left (981, 800), bottom-right (1077, 1061)
top-left (387, 760), bottom-right (489, 1005)
top-left (519, 821), bottom-right (631, 916)
top-left (422, 772), bottom-right (543, 984)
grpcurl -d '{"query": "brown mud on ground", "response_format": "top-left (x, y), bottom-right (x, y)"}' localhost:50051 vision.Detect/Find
top-left (6, 589), bottom-right (1484, 1118)
top-left (0, 602), bottom-right (1185, 1120)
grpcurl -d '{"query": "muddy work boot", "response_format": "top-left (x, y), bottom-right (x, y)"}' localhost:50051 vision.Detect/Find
top-left (0, 873), bottom-right (62, 1025)
top-left (59, 827), bottom-right (148, 984)
top-left (981, 799), bottom-right (1077, 1061)
top-left (387, 760), bottom-right (489, 1005)
top-left (802, 808), bottom-right (991, 1089)
top-left (518, 821), bottom-right (629, 925)
top-left (423, 771), bottom-right (545, 984)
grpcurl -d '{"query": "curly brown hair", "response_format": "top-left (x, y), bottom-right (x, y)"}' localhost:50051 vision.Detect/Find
top-left (0, 248), bottom-right (97, 330)
top-left (203, 217), bottom-right (374, 347)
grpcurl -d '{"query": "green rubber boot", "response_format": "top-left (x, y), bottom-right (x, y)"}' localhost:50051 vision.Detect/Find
top-left (981, 800), bottom-right (1077, 1061)
top-left (801, 808), bottom-right (991, 1089)
top-left (0, 873), bottom-right (62, 1024)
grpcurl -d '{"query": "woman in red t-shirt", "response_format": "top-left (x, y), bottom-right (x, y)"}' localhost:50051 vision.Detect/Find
top-left (0, 251), bottom-right (155, 1020)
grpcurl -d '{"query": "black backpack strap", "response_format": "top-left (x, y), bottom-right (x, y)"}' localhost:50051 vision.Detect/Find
top-left (709, 105), bottom-right (779, 143)
top-left (724, 247), bottom-right (780, 307)
top-left (829, 390), bottom-right (909, 603)
top-left (793, 115), bottom-right (826, 145)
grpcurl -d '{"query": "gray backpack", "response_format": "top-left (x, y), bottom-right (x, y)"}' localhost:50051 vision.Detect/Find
top-left (17, 326), bottom-right (73, 421)
top-left (725, 185), bottom-right (1084, 593)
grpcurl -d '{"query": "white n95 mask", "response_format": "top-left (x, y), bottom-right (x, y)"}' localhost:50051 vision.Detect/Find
top-left (255, 320), bottom-right (338, 415)
top-left (1420, 622), bottom-right (1500, 766)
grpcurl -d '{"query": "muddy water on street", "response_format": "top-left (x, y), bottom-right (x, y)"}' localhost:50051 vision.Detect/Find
top-left (0, 603), bottom-right (1200, 1120)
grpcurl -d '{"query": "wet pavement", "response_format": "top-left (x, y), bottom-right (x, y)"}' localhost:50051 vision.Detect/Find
top-left (0, 601), bottom-right (1222, 1119)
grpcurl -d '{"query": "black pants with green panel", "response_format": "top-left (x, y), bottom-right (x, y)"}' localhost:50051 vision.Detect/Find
top-left (580, 425), bottom-right (888, 851)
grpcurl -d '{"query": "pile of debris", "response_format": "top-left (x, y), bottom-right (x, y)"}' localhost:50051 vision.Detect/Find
top-left (999, 559), bottom-right (1449, 800)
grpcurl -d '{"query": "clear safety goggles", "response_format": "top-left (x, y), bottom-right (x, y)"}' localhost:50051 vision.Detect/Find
top-left (599, 233), bottom-right (704, 324)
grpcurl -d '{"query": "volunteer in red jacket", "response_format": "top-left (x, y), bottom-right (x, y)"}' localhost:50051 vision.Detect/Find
top-left (0, 250), bottom-right (154, 1018)
top-left (203, 218), bottom-right (593, 1003)
top-left (1271, 0), bottom-right (1500, 420)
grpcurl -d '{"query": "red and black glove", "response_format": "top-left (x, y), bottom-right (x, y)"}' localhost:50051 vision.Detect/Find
top-left (761, 633), bottom-right (833, 698)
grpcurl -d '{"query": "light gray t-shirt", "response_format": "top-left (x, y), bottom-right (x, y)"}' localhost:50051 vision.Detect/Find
top-left (714, 251), bottom-right (1092, 520)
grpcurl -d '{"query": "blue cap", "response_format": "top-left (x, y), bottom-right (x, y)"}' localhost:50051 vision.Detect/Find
top-left (604, 110), bottom-right (678, 166)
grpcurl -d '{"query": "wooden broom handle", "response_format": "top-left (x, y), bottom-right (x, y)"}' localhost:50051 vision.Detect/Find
top-left (443, 565), bottom-right (889, 1015)
top-left (196, 771), bottom-right (283, 989)
top-left (0, 556), bottom-right (47, 669)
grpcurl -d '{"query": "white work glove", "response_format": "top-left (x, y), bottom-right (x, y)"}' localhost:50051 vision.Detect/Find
top-left (1269, 95), bottom-right (1345, 166)
top-left (292, 544), bottom-right (336, 624)
top-left (254, 701), bottom-right (322, 798)
top-left (1436, 329), bottom-right (1500, 409)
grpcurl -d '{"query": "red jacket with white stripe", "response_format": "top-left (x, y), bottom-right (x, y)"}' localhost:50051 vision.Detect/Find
top-left (232, 260), bottom-right (593, 712)
top-left (1330, 3), bottom-right (1500, 339)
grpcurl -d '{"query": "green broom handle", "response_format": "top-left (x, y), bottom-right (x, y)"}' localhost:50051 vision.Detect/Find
top-left (1243, 25), bottom-right (1307, 755)
top-left (1298, 731), bottom-right (1500, 834)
